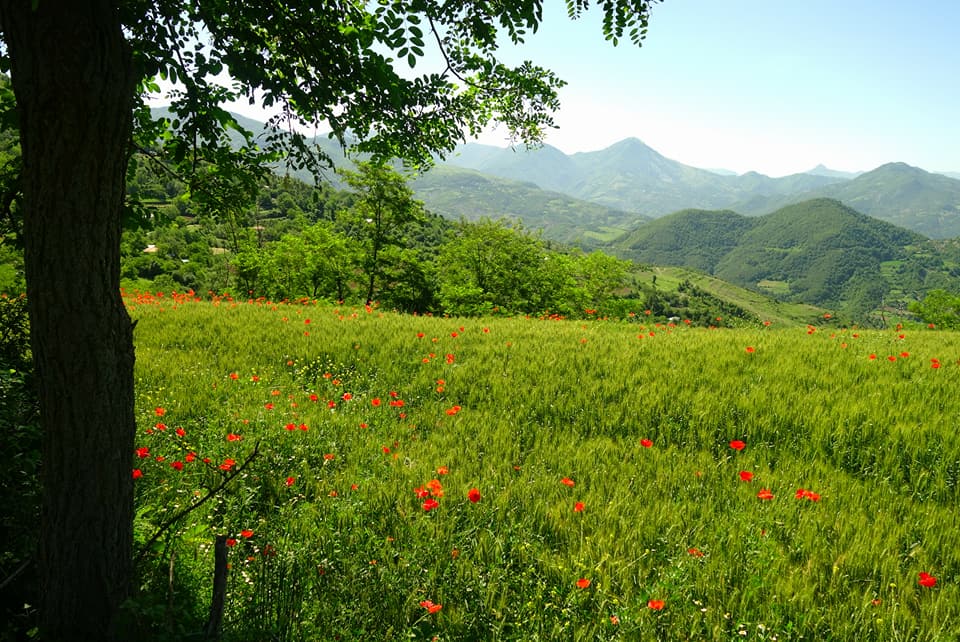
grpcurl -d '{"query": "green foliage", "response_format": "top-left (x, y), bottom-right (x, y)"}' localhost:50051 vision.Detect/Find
top-left (909, 289), bottom-right (960, 329)
top-left (127, 297), bottom-right (960, 640)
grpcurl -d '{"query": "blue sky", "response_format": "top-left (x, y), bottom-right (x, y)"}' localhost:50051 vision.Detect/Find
top-left (212, 1), bottom-right (959, 177)
top-left (466, 1), bottom-right (960, 176)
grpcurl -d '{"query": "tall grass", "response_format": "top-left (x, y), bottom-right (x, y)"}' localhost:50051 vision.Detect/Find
top-left (128, 292), bottom-right (960, 641)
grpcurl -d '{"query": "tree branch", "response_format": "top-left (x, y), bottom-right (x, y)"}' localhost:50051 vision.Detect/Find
top-left (134, 441), bottom-right (260, 567)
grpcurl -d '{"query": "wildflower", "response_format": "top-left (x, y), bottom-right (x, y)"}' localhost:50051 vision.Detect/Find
top-left (155, 422), bottom-right (167, 431)
top-left (576, 578), bottom-right (591, 589)
top-left (647, 599), bottom-right (665, 610)
top-left (264, 402), bottom-right (275, 410)
top-left (640, 438), bottom-right (653, 448)
top-left (227, 433), bottom-right (242, 442)
top-left (371, 397), bottom-right (381, 407)
top-left (309, 393), bottom-right (319, 402)
top-left (240, 529), bottom-right (254, 538)
top-left (175, 427), bottom-right (186, 437)
top-left (132, 469), bottom-right (143, 479)
top-left (285, 423), bottom-right (296, 431)
top-left (445, 405), bottom-right (462, 416)
top-left (795, 488), bottom-right (821, 501)
top-left (687, 547), bottom-right (704, 558)
top-left (610, 615), bottom-right (620, 625)
top-left (918, 572), bottom-right (937, 588)
top-left (573, 501), bottom-right (585, 513)
top-left (561, 477), bottom-right (575, 487)
top-left (868, 354), bottom-right (877, 360)
top-left (729, 440), bottom-right (746, 451)
top-left (422, 498), bottom-right (439, 511)
top-left (427, 479), bottom-right (444, 497)
top-left (414, 486), bottom-right (429, 498)
top-left (219, 458), bottom-right (236, 471)
top-left (323, 453), bottom-right (336, 461)
top-left (468, 488), bottom-right (482, 503)
top-left (342, 392), bottom-right (352, 401)
top-left (185, 452), bottom-right (196, 462)
top-left (757, 488), bottom-right (774, 500)
top-left (229, 372), bottom-right (239, 380)
top-left (170, 461), bottom-right (184, 471)
top-left (745, 346), bottom-right (755, 353)
top-left (135, 446), bottom-right (150, 458)
top-left (225, 538), bottom-right (237, 547)
top-left (739, 470), bottom-right (754, 482)
top-left (419, 600), bottom-right (442, 613)
top-left (285, 476), bottom-right (295, 487)
top-left (437, 466), bottom-right (449, 475)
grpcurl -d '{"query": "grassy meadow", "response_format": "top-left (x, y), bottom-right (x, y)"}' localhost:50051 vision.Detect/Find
top-left (128, 292), bottom-right (960, 641)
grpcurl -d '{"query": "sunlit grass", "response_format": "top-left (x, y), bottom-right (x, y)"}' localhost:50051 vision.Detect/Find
top-left (128, 292), bottom-right (960, 641)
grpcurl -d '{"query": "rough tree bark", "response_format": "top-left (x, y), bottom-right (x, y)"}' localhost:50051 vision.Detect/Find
top-left (0, 1), bottom-right (137, 639)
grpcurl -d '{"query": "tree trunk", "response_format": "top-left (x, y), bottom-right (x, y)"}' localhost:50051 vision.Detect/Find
top-left (0, 2), bottom-right (137, 640)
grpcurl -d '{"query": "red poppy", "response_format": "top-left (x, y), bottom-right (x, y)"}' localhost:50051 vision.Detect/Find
top-left (414, 486), bottom-right (429, 498)
top-left (468, 488), bottom-right (482, 503)
top-left (132, 468), bottom-right (143, 479)
top-left (437, 466), bottom-right (449, 475)
top-left (561, 477), bottom-right (575, 487)
top-left (341, 392), bottom-right (352, 401)
top-left (427, 479), bottom-right (444, 497)
top-left (175, 427), bottom-right (186, 437)
top-left (647, 599), bottom-right (665, 610)
top-left (225, 538), bottom-right (237, 547)
top-left (136, 446), bottom-right (150, 458)
top-left (687, 547), bottom-right (704, 558)
top-left (576, 578), bottom-right (591, 589)
top-left (155, 422), bottom-right (167, 431)
top-left (422, 498), bottom-right (439, 511)
top-left (868, 354), bottom-right (877, 360)
top-left (285, 423), bottom-right (296, 431)
top-left (229, 372), bottom-right (239, 380)
top-left (795, 488), bottom-right (821, 502)
top-left (285, 476), bottom-right (295, 487)
top-left (227, 433), bottom-right (242, 441)
top-left (219, 458), bottom-right (236, 471)
top-left (154, 407), bottom-right (166, 416)
top-left (729, 440), bottom-right (746, 451)
top-left (240, 529), bottom-right (254, 538)
top-left (185, 452), bottom-right (196, 462)
top-left (371, 397), bottom-right (381, 407)
top-left (264, 402), bottom-right (275, 410)
top-left (745, 346), bottom-right (755, 353)
top-left (640, 438), bottom-right (653, 448)
top-left (323, 453), bottom-right (336, 461)
top-left (419, 600), bottom-right (442, 613)
top-left (757, 488), bottom-right (774, 500)
top-left (739, 470), bottom-right (754, 482)
top-left (309, 393), bottom-right (319, 402)
top-left (918, 572), bottom-right (937, 587)
top-left (170, 461), bottom-right (184, 471)
top-left (573, 501), bottom-right (585, 513)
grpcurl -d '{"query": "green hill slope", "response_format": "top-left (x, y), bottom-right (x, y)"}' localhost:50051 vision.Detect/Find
top-left (410, 165), bottom-right (647, 246)
top-left (614, 199), bottom-right (959, 322)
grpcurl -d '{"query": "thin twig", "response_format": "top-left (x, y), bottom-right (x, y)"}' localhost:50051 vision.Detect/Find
top-left (134, 441), bottom-right (260, 566)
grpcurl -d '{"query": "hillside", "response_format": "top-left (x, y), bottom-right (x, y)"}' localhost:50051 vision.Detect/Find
top-left (614, 198), bottom-right (958, 321)
top-left (410, 165), bottom-right (646, 246)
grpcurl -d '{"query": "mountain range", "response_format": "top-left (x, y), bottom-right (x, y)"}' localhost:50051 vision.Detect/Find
top-left (432, 138), bottom-right (960, 239)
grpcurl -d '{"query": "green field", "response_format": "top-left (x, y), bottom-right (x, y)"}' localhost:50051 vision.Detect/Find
top-left (128, 292), bottom-right (960, 641)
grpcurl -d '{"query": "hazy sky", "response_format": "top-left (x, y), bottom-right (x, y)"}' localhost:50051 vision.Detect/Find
top-left (216, 1), bottom-right (959, 178)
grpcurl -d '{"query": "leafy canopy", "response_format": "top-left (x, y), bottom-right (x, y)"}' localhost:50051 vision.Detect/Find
top-left (127, 0), bottom-right (659, 179)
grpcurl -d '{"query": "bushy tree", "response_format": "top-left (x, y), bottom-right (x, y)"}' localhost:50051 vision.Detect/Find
top-left (0, 1), bottom-right (660, 637)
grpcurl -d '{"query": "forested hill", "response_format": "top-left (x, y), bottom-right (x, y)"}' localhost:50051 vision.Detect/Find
top-left (612, 198), bottom-right (960, 319)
